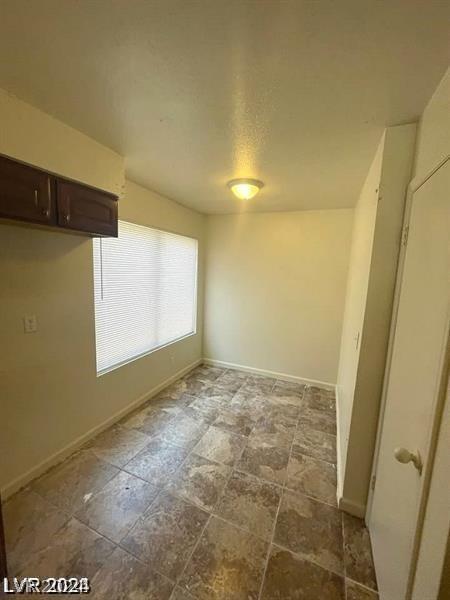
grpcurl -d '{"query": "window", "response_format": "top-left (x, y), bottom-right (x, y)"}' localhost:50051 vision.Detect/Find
top-left (93, 220), bottom-right (198, 374)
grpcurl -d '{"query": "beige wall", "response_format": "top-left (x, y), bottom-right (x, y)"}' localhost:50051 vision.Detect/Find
top-left (0, 92), bottom-right (205, 496)
top-left (0, 88), bottom-right (124, 197)
top-left (337, 124), bottom-right (417, 515)
top-left (204, 209), bottom-right (354, 385)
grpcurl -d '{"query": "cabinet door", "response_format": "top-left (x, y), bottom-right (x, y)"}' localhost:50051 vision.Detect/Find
top-left (56, 179), bottom-right (118, 237)
top-left (0, 155), bottom-right (55, 225)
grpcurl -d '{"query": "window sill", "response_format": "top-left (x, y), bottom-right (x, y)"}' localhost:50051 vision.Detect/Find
top-left (96, 330), bottom-right (197, 377)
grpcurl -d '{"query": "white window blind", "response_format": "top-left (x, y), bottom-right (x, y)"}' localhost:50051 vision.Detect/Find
top-left (93, 220), bottom-right (198, 374)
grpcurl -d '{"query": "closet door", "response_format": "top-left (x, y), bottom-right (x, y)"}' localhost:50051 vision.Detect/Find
top-left (369, 159), bottom-right (450, 600)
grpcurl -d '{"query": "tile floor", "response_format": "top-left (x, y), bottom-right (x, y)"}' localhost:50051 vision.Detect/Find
top-left (3, 364), bottom-right (378, 599)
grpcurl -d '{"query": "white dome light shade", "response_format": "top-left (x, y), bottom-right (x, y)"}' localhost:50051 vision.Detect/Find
top-left (227, 178), bottom-right (264, 200)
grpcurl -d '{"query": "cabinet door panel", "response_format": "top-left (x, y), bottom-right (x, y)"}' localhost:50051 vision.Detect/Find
top-left (56, 179), bottom-right (118, 237)
top-left (0, 155), bottom-right (55, 225)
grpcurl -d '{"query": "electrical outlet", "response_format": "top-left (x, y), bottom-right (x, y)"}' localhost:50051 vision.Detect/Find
top-left (23, 314), bottom-right (38, 333)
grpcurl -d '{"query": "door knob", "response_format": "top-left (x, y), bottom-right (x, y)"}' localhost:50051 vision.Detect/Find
top-left (394, 447), bottom-right (423, 474)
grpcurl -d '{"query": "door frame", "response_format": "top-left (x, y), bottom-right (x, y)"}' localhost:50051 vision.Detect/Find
top-left (367, 155), bottom-right (450, 598)
top-left (0, 493), bottom-right (7, 581)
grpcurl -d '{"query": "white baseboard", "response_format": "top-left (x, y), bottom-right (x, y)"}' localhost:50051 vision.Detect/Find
top-left (335, 385), bottom-right (344, 502)
top-left (334, 385), bottom-right (366, 519)
top-left (203, 357), bottom-right (335, 390)
top-left (338, 495), bottom-right (366, 519)
top-left (2, 358), bottom-right (202, 501)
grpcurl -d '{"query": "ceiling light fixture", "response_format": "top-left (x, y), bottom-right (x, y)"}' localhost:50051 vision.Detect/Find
top-left (227, 178), bottom-right (264, 200)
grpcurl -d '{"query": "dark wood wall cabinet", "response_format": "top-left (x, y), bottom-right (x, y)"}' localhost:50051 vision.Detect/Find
top-left (0, 154), bottom-right (118, 237)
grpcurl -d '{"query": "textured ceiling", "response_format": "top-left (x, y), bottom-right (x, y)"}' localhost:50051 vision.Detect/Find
top-left (0, 0), bottom-right (448, 214)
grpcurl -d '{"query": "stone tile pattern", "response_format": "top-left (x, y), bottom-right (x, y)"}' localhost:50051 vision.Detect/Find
top-left (3, 365), bottom-right (378, 599)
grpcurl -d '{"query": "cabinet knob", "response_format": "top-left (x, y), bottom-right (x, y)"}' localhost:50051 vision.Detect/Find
top-left (41, 208), bottom-right (50, 217)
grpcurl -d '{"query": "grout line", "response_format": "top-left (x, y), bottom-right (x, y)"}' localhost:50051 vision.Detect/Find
top-left (119, 442), bottom-right (189, 480)
top-left (162, 373), bottom-right (256, 595)
top-left (162, 413), bottom-right (344, 590)
top-left (283, 482), bottom-right (339, 510)
top-left (211, 511), bottom-right (274, 544)
top-left (256, 485), bottom-right (283, 600)
top-left (164, 374), bottom-right (343, 595)
top-left (76, 519), bottom-right (125, 551)
top-left (230, 465), bottom-right (286, 491)
top-left (258, 383), bottom-right (344, 586)
top-left (284, 383), bottom-right (306, 483)
top-left (114, 532), bottom-right (176, 587)
top-left (256, 383), bottom-right (306, 599)
top-left (133, 378), bottom-right (249, 517)
top-left (48, 507), bottom-right (177, 591)
top-left (28, 460), bottom-right (119, 518)
top-left (231, 456), bottom-right (339, 511)
top-left (232, 466), bottom-right (284, 492)
top-left (69, 484), bottom-right (168, 554)
top-left (174, 512), bottom-right (213, 589)
top-left (266, 539), bottom-right (345, 580)
top-left (285, 383), bottom-right (344, 529)
top-left (345, 577), bottom-right (378, 594)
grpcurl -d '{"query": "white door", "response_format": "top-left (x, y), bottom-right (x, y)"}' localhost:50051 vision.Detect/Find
top-left (369, 159), bottom-right (450, 600)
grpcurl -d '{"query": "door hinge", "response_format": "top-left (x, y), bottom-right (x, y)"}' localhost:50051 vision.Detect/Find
top-left (376, 185), bottom-right (383, 202)
top-left (371, 474), bottom-right (376, 491)
top-left (401, 225), bottom-right (409, 247)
